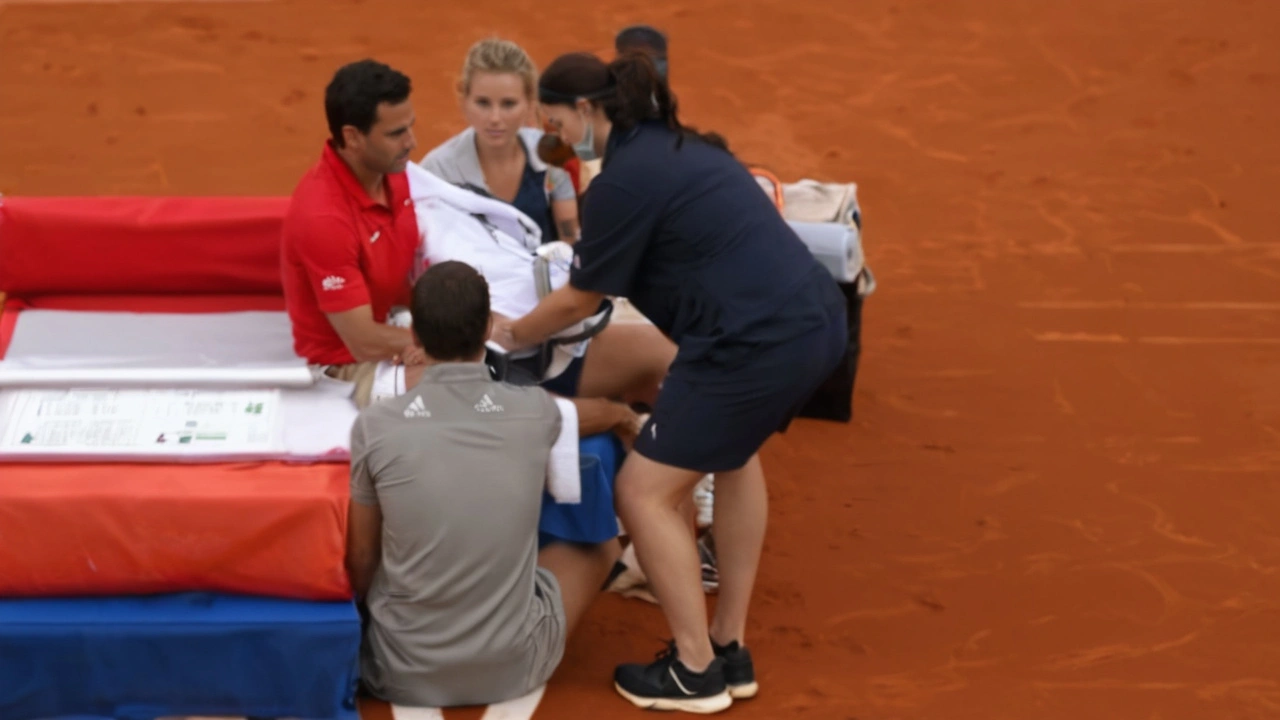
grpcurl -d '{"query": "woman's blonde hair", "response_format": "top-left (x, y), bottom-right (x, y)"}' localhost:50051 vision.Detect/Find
top-left (460, 37), bottom-right (537, 99)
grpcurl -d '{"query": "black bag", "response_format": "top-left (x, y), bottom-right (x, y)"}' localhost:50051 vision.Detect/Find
top-left (797, 277), bottom-right (865, 423)
top-left (484, 300), bottom-right (615, 386)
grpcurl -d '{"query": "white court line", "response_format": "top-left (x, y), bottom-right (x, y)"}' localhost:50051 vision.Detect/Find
top-left (0, 0), bottom-right (272, 5)
top-left (1138, 336), bottom-right (1280, 346)
top-left (1018, 301), bottom-right (1280, 311)
top-left (1033, 332), bottom-right (1280, 346)
top-left (1033, 332), bottom-right (1127, 343)
top-left (1106, 243), bottom-right (1280, 254)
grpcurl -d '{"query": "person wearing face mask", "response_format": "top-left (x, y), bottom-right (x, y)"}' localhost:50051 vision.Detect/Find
top-left (280, 59), bottom-right (425, 409)
top-left (420, 38), bottom-right (579, 244)
top-left (536, 27), bottom-right (670, 195)
top-left (492, 51), bottom-right (848, 714)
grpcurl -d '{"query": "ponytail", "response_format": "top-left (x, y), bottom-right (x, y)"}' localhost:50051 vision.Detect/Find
top-left (538, 50), bottom-right (730, 155)
top-left (604, 52), bottom-right (730, 153)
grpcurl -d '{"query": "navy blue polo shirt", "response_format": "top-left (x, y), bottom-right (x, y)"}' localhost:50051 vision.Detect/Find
top-left (569, 121), bottom-right (840, 366)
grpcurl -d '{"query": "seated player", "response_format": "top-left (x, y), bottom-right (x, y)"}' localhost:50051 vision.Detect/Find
top-left (420, 37), bottom-right (580, 244)
top-left (346, 261), bottom-right (622, 708)
top-left (373, 161), bottom-right (675, 410)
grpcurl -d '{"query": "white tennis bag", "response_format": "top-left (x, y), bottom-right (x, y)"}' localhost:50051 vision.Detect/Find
top-left (754, 175), bottom-right (876, 296)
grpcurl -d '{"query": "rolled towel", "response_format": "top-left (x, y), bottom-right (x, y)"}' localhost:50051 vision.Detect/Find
top-left (368, 361), bottom-right (406, 405)
top-left (547, 397), bottom-right (581, 504)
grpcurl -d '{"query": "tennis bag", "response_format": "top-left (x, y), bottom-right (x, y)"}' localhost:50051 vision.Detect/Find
top-left (756, 173), bottom-right (876, 423)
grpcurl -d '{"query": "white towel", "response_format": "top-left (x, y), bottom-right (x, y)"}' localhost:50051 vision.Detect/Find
top-left (405, 162), bottom-right (541, 249)
top-left (547, 397), bottom-right (581, 504)
top-left (369, 361), bottom-right (406, 405)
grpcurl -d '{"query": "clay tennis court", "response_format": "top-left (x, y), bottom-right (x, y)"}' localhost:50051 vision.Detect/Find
top-left (2, 0), bottom-right (1278, 718)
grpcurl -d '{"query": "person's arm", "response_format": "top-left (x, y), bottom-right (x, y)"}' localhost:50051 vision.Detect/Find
top-left (494, 284), bottom-right (604, 352)
top-left (494, 180), bottom-right (657, 351)
top-left (294, 212), bottom-right (419, 364)
top-left (326, 306), bottom-right (419, 363)
top-left (552, 199), bottom-right (580, 244)
top-left (548, 166), bottom-right (580, 243)
top-left (345, 415), bottom-right (382, 602)
top-left (347, 500), bottom-right (382, 602)
top-left (570, 396), bottom-right (643, 442)
top-left (543, 392), bottom-right (641, 450)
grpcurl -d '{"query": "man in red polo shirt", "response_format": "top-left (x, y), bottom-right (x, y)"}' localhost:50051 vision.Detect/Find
top-left (281, 58), bottom-right (423, 406)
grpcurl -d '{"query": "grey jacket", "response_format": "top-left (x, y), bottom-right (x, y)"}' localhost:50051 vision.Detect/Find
top-left (419, 126), bottom-right (575, 204)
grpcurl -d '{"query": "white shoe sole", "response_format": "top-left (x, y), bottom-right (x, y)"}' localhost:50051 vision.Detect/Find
top-left (728, 681), bottom-right (759, 699)
top-left (614, 684), bottom-right (733, 714)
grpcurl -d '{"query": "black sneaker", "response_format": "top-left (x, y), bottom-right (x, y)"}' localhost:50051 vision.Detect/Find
top-left (614, 641), bottom-right (733, 714)
top-left (711, 639), bottom-right (758, 699)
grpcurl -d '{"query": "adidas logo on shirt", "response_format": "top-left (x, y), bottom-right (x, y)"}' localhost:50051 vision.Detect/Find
top-left (474, 393), bottom-right (504, 413)
top-left (321, 275), bottom-right (345, 291)
top-left (403, 396), bottom-right (431, 418)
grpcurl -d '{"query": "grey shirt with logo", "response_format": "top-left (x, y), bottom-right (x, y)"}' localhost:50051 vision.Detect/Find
top-left (350, 362), bottom-right (564, 706)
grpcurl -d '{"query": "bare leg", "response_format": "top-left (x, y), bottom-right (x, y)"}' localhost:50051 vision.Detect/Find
top-left (708, 454), bottom-right (766, 648)
top-left (578, 323), bottom-right (675, 407)
top-left (614, 451), bottom-right (713, 671)
top-left (678, 493), bottom-right (697, 533)
top-left (538, 538), bottom-right (622, 637)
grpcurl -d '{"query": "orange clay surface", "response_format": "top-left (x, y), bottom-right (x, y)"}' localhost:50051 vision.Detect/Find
top-left (2, 1), bottom-right (1278, 718)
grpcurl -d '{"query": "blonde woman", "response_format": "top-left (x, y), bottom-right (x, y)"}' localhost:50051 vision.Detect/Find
top-left (421, 38), bottom-right (579, 243)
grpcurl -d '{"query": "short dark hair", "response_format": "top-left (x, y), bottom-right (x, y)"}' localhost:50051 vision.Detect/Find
top-left (410, 261), bottom-right (491, 362)
top-left (324, 59), bottom-right (411, 148)
top-left (615, 25), bottom-right (668, 55)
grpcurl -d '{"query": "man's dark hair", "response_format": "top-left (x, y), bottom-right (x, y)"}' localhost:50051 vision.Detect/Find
top-left (615, 25), bottom-right (667, 55)
top-left (410, 261), bottom-right (491, 362)
top-left (324, 59), bottom-right (411, 148)
top-left (615, 25), bottom-right (669, 80)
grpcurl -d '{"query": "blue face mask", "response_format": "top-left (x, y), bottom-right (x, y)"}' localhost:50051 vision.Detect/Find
top-left (573, 112), bottom-right (597, 162)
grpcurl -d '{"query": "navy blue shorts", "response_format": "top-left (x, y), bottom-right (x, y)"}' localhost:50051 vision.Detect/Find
top-left (540, 354), bottom-right (586, 398)
top-left (634, 303), bottom-right (848, 473)
top-left (506, 353), bottom-right (586, 398)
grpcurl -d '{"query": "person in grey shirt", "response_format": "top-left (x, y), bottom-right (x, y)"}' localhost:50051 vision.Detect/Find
top-left (346, 260), bottom-right (621, 707)
top-left (421, 38), bottom-right (579, 244)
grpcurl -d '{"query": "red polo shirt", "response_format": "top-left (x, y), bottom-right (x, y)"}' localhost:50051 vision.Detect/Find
top-left (281, 143), bottom-right (421, 365)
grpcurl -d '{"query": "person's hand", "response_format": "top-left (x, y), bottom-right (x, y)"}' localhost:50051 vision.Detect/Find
top-left (489, 314), bottom-right (521, 351)
top-left (611, 403), bottom-right (645, 451)
top-left (394, 344), bottom-right (427, 366)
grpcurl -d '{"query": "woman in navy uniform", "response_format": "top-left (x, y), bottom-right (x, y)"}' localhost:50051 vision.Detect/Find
top-left (492, 51), bottom-right (847, 714)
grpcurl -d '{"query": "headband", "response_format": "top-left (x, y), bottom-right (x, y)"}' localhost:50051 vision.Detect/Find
top-left (537, 83), bottom-right (615, 105)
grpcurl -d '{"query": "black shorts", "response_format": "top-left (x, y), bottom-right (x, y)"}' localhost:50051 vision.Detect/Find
top-left (634, 302), bottom-right (848, 473)
top-left (504, 353), bottom-right (587, 398)
top-left (539, 353), bottom-right (586, 398)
